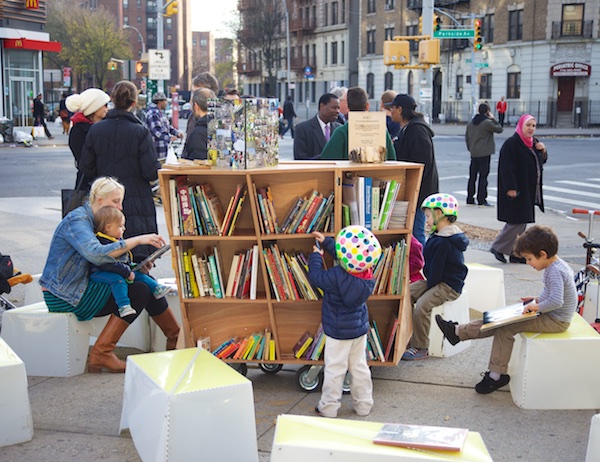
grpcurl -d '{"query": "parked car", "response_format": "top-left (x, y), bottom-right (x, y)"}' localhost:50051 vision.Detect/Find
top-left (180, 102), bottom-right (192, 119)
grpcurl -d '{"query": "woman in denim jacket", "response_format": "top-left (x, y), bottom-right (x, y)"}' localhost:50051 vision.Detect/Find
top-left (40, 177), bottom-right (180, 373)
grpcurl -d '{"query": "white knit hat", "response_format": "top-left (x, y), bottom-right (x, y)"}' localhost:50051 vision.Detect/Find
top-left (66, 88), bottom-right (110, 117)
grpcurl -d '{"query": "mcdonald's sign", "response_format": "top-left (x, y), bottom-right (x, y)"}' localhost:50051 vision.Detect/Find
top-left (26, 0), bottom-right (40, 9)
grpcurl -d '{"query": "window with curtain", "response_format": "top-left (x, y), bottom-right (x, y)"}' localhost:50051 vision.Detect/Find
top-left (507, 72), bottom-right (521, 99)
top-left (508, 10), bottom-right (523, 41)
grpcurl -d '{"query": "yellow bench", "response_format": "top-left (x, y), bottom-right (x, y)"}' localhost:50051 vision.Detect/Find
top-left (508, 313), bottom-right (600, 409)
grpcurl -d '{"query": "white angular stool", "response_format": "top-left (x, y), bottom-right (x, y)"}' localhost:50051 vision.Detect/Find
top-left (1, 302), bottom-right (90, 377)
top-left (0, 337), bottom-right (33, 447)
top-left (586, 414), bottom-right (600, 462)
top-left (428, 290), bottom-right (472, 358)
top-left (464, 263), bottom-right (506, 313)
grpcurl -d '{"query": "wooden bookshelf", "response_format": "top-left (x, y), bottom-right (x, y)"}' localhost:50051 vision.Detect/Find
top-left (158, 161), bottom-right (423, 369)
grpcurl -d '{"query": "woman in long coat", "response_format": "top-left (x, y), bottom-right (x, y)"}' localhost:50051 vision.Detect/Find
top-left (80, 80), bottom-right (160, 263)
top-left (490, 114), bottom-right (547, 264)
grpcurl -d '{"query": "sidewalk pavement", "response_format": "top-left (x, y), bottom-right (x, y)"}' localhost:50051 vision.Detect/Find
top-left (0, 123), bottom-right (597, 461)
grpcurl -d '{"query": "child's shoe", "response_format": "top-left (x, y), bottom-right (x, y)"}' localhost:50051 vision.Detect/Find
top-left (435, 315), bottom-right (461, 345)
top-left (475, 371), bottom-right (510, 394)
top-left (401, 347), bottom-right (429, 361)
top-left (153, 284), bottom-right (173, 299)
top-left (118, 304), bottom-right (136, 317)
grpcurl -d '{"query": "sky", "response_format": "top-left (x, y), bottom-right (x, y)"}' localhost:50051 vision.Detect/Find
top-left (192, 1), bottom-right (238, 38)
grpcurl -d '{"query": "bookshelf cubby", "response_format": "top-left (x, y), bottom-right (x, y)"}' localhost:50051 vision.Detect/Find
top-left (158, 161), bottom-right (423, 371)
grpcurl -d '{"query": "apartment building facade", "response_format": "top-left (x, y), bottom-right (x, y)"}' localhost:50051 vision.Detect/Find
top-left (239, 0), bottom-right (600, 127)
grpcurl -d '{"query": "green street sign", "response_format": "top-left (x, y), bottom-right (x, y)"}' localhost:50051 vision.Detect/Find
top-left (475, 63), bottom-right (489, 68)
top-left (433, 29), bottom-right (475, 39)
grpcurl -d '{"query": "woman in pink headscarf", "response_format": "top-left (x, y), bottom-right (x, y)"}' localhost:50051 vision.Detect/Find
top-left (490, 114), bottom-right (547, 264)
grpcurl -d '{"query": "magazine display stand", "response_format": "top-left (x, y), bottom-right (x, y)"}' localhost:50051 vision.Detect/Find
top-left (158, 161), bottom-right (423, 381)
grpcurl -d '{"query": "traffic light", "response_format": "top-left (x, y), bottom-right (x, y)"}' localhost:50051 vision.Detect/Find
top-left (136, 60), bottom-right (148, 76)
top-left (474, 19), bottom-right (483, 51)
top-left (434, 15), bottom-right (442, 32)
top-left (107, 60), bottom-right (117, 71)
top-left (165, 0), bottom-right (178, 16)
top-left (383, 40), bottom-right (410, 66)
top-left (419, 16), bottom-right (423, 34)
top-left (418, 39), bottom-right (440, 65)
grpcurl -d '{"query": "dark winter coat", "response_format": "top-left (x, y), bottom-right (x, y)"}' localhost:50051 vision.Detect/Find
top-left (423, 225), bottom-right (469, 294)
top-left (497, 133), bottom-right (546, 224)
top-left (79, 109), bottom-right (160, 263)
top-left (308, 237), bottom-right (375, 340)
top-left (182, 114), bottom-right (208, 160)
top-left (465, 115), bottom-right (503, 158)
top-left (393, 117), bottom-right (439, 205)
top-left (69, 112), bottom-right (94, 191)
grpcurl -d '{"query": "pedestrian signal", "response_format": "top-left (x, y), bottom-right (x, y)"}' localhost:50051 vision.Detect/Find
top-left (165, 1), bottom-right (178, 16)
top-left (107, 60), bottom-right (117, 71)
top-left (474, 19), bottom-right (483, 51)
top-left (383, 40), bottom-right (410, 66)
top-left (418, 39), bottom-right (440, 65)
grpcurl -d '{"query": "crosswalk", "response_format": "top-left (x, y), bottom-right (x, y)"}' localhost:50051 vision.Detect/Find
top-left (448, 178), bottom-right (600, 214)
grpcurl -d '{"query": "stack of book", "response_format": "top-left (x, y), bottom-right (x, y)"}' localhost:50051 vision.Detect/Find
top-left (387, 201), bottom-right (409, 229)
top-left (372, 239), bottom-right (408, 296)
top-left (168, 178), bottom-right (247, 237)
top-left (279, 189), bottom-right (335, 234)
top-left (252, 184), bottom-right (280, 234)
top-left (211, 327), bottom-right (276, 361)
top-left (262, 243), bottom-right (322, 301)
top-left (225, 245), bottom-right (259, 300)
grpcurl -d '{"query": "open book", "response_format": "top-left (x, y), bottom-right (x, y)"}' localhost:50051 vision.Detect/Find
top-left (373, 423), bottom-right (468, 452)
top-left (133, 244), bottom-right (171, 272)
top-left (480, 301), bottom-right (538, 332)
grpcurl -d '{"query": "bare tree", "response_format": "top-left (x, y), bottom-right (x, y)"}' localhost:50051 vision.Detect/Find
top-left (238, 0), bottom-right (284, 96)
top-left (46, 0), bottom-right (132, 90)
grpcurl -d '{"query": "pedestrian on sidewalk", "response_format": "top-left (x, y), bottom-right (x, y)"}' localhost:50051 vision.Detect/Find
top-left (496, 96), bottom-right (507, 127)
top-left (280, 95), bottom-right (297, 139)
top-left (490, 114), bottom-right (547, 264)
top-left (32, 93), bottom-right (54, 139)
top-left (465, 103), bottom-right (503, 207)
top-left (402, 194), bottom-right (468, 361)
top-left (309, 226), bottom-right (382, 418)
top-left (182, 72), bottom-right (219, 158)
top-left (436, 225), bottom-right (576, 394)
top-left (39, 177), bottom-right (180, 373)
top-left (146, 92), bottom-right (183, 159)
top-left (182, 88), bottom-right (215, 161)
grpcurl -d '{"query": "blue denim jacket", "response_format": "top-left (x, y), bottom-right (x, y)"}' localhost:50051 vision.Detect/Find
top-left (40, 204), bottom-right (125, 306)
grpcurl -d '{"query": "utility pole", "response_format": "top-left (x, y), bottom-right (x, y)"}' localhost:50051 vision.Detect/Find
top-left (156, 0), bottom-right (165, 93)
top-left (470, 14), bottom-right (477, 117)
top-left (422, 0), bottom-right (434, 124)
top-left (282, 0), bottom-right (291, 100)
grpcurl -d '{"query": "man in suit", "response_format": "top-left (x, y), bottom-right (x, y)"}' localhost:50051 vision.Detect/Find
top-left (293, 93), bottom-right (341, 160)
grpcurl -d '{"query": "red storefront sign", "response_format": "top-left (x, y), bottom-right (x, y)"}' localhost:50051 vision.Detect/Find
top-left (550, 62), bottom-right (591, 77)
top-left (4, 38), bottom-right (62, 53)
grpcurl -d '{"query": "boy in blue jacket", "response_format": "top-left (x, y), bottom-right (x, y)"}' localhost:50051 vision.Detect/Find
top-left (402, 193), bottom-right (469, 361)
top-left (309, 226), bottom-right (382, 418)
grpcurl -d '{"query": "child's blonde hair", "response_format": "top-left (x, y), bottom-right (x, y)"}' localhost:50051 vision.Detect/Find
top-left (89, 177), bottom-right (125, 205)
top-left (94, 206), bottom-right (124, 234)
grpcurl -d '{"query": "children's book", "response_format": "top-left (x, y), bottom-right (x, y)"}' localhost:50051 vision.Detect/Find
top-left (134, 244), bottom-right (171, 271)
top-left (480, 302), bottom-right (539, 332)
top-left (374, 423), bottom-right (468, 452)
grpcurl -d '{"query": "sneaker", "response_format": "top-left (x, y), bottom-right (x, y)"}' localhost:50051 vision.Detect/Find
top-left (490, 248), bottom-right (507, 264)
top-left (475, 371), bottom-right (510, 394)
top-left (153, 284), bottom-right (173, 299)
top-left (435, 315), bottom-right (460, 345)
top-left (314, 406), bottom-right (335, 418)
top-left (478, 201), bottom-right (493, 207)
top-left (401, 347), bottom-right (429, 361)
top-left (118, 304), bottom-right (136, 317)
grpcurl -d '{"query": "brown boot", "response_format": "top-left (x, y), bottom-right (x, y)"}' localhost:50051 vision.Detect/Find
top-left (88, 314), bottom-right (129, 373)
top-left (152, 309), bottom-right (180, 350)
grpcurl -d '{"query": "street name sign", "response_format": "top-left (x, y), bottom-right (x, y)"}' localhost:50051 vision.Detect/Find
top-left (433, 30), bottom-right (475, 39)
top-left (148, 49), bottom-right (171, 80)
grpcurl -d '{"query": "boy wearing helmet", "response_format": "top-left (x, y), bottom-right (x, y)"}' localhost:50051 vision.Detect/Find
top-left (309, 226), bottom-right (382, 418)
top-left (402, 193), bottom-right (469, 361)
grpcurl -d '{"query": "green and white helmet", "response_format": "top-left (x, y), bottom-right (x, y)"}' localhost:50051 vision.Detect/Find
top-left (421, 193), bottom-right (459, 218)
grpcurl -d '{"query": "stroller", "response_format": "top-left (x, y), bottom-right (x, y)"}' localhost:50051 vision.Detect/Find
top-left (0, 253), bottom-right (32, 328)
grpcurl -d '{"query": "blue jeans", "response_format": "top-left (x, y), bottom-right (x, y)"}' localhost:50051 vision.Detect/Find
top-left (413, 208), bottom-right (427, 247)
top-left (90, 271), bottom-right (159, 308)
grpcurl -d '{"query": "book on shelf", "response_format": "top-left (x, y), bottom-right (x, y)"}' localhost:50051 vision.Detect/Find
top-left (252, 183), bottom-right (267, 234)
top-left (207, 253), bottom-right (224, 298)
top-left (292, 331), bottom-right (312, 358)
top-left (169, 178), bottom-right (180, 236)
top-left (480, 302), bottom-right (539, 332)
top-left (342, 203), bottom-right (350, 228)
top-left (250, 244), bottom-right (259, 300)
top-left (221, 183), bottom-right (247, 236)
top-left (269, 339), bottom-right (276, 361)
top-left (296, 191), bottom-right (324, 234)
top-left (191, 253), bottom-right (206, 297)
top-left (176, 177), bottom-right (197, 236)
top-left (373, 423), bottom-right (469, 452)
top-left (265, 186), bottom-right (281, 233)
top-left (371, 183), bottom-right (381, 230)
top-left (200, 183), bottom-right (225, 233)
top-left (311, 190), bottom-right (335, 233)
top-left (369, 323), bottom-right (385, 362)
top-left (233, 338), bottom-right (249, 360)
top-left (227, 184), bottom-right (248, 236)
top-left (197, 336), bottom-right (211, 351)
top-left (183, 249), bottom-right (200, 298)
top-left (263, 328), bottom-right (272, 360)
top-left (280, 197), bottom-right (304, 234)
top-left (342, 175), bottom-right (360, 226)
top-left (213, 246), bottom-right (226, 299)
top-left (225, 253), bottom-right (241, 297)
top-left (379, 180), bottom-right (400, 230)
top-left (236, 248), bottom-right (253, 299)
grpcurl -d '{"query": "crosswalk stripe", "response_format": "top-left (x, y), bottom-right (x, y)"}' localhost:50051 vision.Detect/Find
top-left (543, 185), bottom-right (600, 199)
top-left (556, 180), bottom-right (600, 190)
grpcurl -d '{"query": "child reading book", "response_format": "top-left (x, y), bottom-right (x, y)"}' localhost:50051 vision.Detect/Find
top-left (90, 206), bottom-right (172, 318)
top-left (436, 225), bottom-right (577, 394)
top-left (308, 226), bottom-right (382, 418)
top-left (402, 193), bottom-right (469, 361)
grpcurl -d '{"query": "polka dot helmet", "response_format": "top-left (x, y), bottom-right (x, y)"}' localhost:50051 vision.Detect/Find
top-left (335, 225), bottom-right (382, 273)
top-left (421, 193), bottom-right (459, 218)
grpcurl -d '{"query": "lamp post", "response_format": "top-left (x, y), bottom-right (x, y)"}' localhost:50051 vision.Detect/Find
top-left (281, 0), bottom-right (291, 100)
top-left (123, 24), bottom-right (146, 55)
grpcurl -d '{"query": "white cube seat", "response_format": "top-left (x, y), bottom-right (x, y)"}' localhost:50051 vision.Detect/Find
top-left (271, 415), bottom-right (492, 461)
top-left (1, 302), bottom-right (91, 376)
top-left (464, 263), bottom-right (506, 313)
top-left (0, 337), bottom-right (33, 447)
top-left (586, 414), bottom-right (600, 462)
top-left (428, 290), bottom-right (472, 358)
top-left (120, 348), bottom-right (258, 461)
top-left (508, 313), bottom-right (600, 409)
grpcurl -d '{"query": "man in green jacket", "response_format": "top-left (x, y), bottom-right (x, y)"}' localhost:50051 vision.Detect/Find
top-left (465, 103), bottom-right (503, 207)
top-left (320, 86), bottom-right (396, 161)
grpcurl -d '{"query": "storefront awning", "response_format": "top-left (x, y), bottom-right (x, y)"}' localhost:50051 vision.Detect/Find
top-left (3, 38), bottom-right (61, 53)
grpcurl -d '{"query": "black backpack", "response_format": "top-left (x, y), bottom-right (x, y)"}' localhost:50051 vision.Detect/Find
top-left (0, 253), bottom-right (14, 295)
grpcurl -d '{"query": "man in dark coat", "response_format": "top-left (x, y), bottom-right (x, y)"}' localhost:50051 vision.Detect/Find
top-left (280, 95), bottom-right (297, 138)
top-left (293, 93), bottom-right (341, 160)
top-left (32, 93), bottom-right (54, 139)
top-left (181, 72), bottom-right (219, 158)
top-left (386, 93), bottom-right (439, 246)
top-left (80, 101), bottom-right (160, 263)
top-left (182, 88), bottom-right (215, 160)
